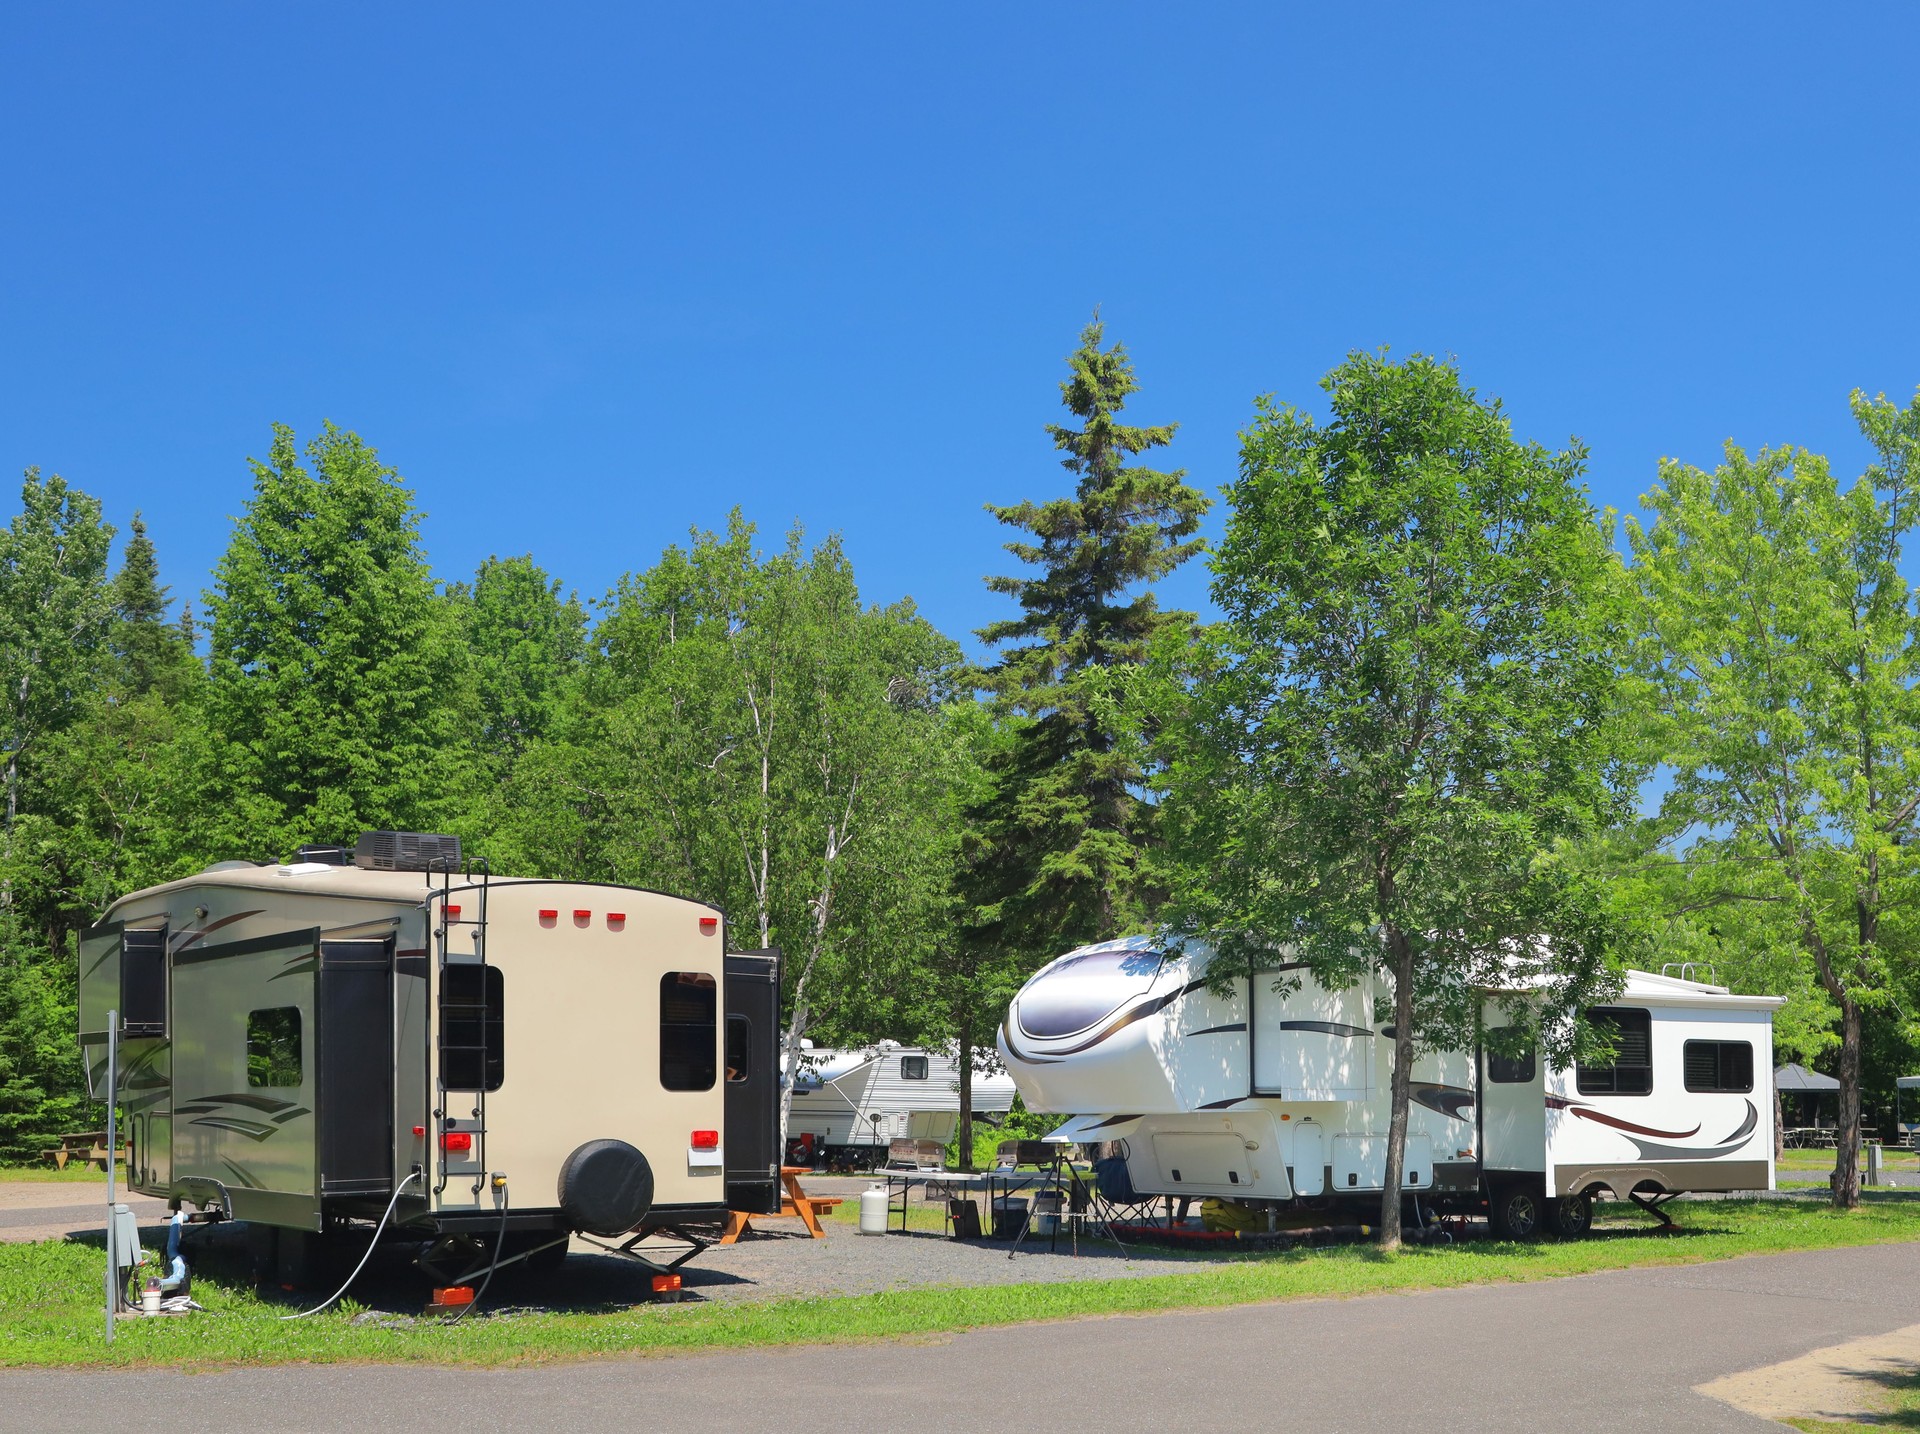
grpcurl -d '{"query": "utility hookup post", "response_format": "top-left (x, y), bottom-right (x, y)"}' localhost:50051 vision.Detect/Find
top-left (104, 1009), bottom-right (118, 1344)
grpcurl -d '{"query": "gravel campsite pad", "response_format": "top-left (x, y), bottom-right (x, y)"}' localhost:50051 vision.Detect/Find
top-left (656, 1224), bottom-right (1213, 1305)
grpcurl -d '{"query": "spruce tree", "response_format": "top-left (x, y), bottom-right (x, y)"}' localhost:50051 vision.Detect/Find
top-left (970, 318), bottom-right (1210, 962)
top-left (109, 513), bottom-right (194, 698)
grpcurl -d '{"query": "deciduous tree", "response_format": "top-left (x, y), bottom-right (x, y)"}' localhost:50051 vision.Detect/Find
top-left (1624, 387), bottom-right (1920, 1207)
top-left (1161, 352), bottom-right (1627, 1249)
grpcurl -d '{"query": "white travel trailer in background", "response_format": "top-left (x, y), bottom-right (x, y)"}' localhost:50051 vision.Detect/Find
top-left (78, 832), bottom-right (783, 1286)
top-left (787, 1042), bottom-right (1017, 1167)
top-left (999, 936), bottom-right (1781, 1237)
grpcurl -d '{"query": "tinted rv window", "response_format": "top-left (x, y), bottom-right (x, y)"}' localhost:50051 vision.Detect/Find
top-left (900, 1055), bottom-right (929, 1081)
top-left (1575, 1007), bottom-right (1653, 1095)
top-left (1684, 1039), bottom-right (1754, 1093)
top-left (247, 1007), bottom-right (303, 1087)
top-left (725, 1014), bottom-right (750, 1083)
top-left (661, 972), bottom-right (717, 1091)
top-left (440, 964), bottom-right (504, 1092)
top-left (1487, 1042), bottom-right (1536, 1084)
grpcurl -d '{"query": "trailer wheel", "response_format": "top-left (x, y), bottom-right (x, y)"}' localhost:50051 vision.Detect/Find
top-left (1546, 1191), bottom-right (1593, 1239)
top-left (1488, 1181), bottom-right (1543, 1241)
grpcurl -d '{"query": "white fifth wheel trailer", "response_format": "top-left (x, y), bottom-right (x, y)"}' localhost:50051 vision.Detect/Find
top-left (787, 1042), bottom-right (1017, 1167)
top-left (77, 832), bottom-right (783, 1285)
top-left (997, 935), bottom-right (1781, 1237)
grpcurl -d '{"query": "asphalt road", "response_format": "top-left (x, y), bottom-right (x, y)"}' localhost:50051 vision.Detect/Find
top-left (10, 1240), bottom-right (1920, 1432)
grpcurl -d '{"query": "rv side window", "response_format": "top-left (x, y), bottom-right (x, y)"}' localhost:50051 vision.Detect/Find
top-left (661, 972), bottom-right (717, 1091)
top-left (725, 1014), bottom-right (750, 1083)
top-left (1684, 1039), bottom-right (1753, 1093)
top-left (247, 1007), bottom-right (303, 1087)
top-left (900, 1055), bottom-right (929, 1081)
top-left (440, 964), bottom-right (504, 1091)
top-left (1575, 1007), bottom-right (1653, 1095)
top-left (1487, 1042), bottom-right (1536, 1084)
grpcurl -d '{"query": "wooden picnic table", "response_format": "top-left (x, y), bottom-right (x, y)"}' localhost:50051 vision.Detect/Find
top-left (718, 1166), bottom-right (844, 1243)
top-left (42, 1131), bottom-right (127, 1171)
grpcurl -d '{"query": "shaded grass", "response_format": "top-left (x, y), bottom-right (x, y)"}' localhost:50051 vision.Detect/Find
top-left (8, 1196), bottom-right (1920, 1370)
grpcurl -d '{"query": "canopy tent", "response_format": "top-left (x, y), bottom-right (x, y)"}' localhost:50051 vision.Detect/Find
top-left (1776, 1063), bottom-right (1840, 1092)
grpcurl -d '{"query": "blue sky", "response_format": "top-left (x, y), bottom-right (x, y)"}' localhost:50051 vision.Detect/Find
top-left (4, 6), bottom-right (1916, 656)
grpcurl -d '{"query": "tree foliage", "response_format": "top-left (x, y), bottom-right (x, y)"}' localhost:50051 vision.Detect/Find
top-left (1623, 386), bottom-right (1920, 1206)
top-left (199, 423), bottom-right (463, 856)
top-left (1160, 352), bottom-right (1628, 1247)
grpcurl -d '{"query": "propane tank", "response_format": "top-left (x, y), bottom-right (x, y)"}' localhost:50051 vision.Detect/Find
top-left (858, 1183), bottom-right (890, 1235)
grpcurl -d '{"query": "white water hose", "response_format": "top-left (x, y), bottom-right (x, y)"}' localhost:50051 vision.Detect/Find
top-left (279, 1170), bottom-right (422, 1321)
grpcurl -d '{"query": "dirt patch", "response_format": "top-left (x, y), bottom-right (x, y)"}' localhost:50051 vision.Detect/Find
top-left (1697, 1324), bottom-right (1920, 1425)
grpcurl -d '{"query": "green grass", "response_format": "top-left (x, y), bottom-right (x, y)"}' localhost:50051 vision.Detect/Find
top-left (0, 1164), bottom-right (120, 1184)
top-left (8, 1195), bottom-right (1920, 1370)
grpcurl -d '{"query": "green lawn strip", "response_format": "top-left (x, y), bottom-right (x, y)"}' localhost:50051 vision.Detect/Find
top-left (0, 1165), bottom-right (119, 1184)
top-left (8, 1198), bottom-right (1920, 1370)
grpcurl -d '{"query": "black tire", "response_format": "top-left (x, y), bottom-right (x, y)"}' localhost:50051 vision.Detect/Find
top-left (1488, 1181), bottom-right (1544, 1241)
top-left (1546, 1191), bottom-right (1593, 1239)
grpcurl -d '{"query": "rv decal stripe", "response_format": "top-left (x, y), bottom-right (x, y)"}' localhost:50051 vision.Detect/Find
top-left (1088, 1114), bottom-right (1143, 1129)
top-left (1198, 1096), bottom-right (1243, 1110)
top-left (1545, 1094), bottom-right (1701, 1141)
top-left (171, 910), bottom-right (265, 952)
top-left (1410, 1083), bottom-right (1476, 1121)
top-left (221, 1157), bottom-right (264, 1189)
top-left (174, 926), bottom-right (321, 966)
top-left (187, 1092), bottom-right (301, 1113)
top-left (190, 1116), bottom-right (280, 1142)
top-left (269, 957), bottom-right (318, 981)
top-left (1185, 1023), bottom-right (1248, 1037)
top-left (998, 1022), bottom-right (1063, 1064)
top-left (1278, 1020), bottom-right (1375, 1038)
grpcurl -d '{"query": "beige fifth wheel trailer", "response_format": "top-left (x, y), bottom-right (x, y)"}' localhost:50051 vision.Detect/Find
top-left (77, 832), bottom-right (781, 1283)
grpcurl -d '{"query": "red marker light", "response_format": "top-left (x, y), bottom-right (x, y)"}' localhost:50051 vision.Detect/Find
top-left (538, 909), bottom-right (558, 922)
top-left (443, 1131), bottom-right (473, 1153)
top-left (691, 1129), bottom-right (719, 1150)
top-left (411, 1125), bottom-right (425, 1137)
top-left (699, 916), bottom-right (718, 933)
top-left (573, 909), bottom-right (591, 922)
top-left (607, 912), bottom-right (625, 924)
top-left (446, 904), bottom-right (461, 919)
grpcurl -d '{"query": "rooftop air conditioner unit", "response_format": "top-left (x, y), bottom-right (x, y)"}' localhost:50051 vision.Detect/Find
top-left (353, 831), bottom-right (463, 874)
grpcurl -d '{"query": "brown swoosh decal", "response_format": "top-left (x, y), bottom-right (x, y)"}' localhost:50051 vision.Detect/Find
top-left (1545, 1094), bottom-right (1699, 1141)
top-left (172, 910), bottom-right (265, 952)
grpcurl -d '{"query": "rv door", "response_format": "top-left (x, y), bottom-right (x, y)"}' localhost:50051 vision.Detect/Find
top-left (724, 950), bottom-right (782, 1216)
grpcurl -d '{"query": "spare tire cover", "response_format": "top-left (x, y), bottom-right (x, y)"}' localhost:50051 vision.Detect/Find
top-left (557, 1139), bottom-right (655, 1236)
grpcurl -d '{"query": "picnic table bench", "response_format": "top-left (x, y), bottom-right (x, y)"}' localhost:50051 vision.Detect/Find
top-left (42, 1131), bottom-right (127, 1171)
top-left (719, 1166), bottom-right (843, 1243)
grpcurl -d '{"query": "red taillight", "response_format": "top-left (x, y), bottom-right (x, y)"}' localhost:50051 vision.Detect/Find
top-left (443, 1131), bottom-right (473, 1153)
top-left (691, 1129), bottom-right (719, 1150)
top-left (699, 916), bottom-right (718, 933)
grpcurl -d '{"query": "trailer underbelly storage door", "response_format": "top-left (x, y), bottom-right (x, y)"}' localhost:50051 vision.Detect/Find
top-left (319, 938), bottom-right (395, 1198)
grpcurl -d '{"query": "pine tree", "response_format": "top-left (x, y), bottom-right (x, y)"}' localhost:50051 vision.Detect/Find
top-left (970, 317), bottom-right (1209, 956)
top-left (109, 513), bottom-right (195, 698)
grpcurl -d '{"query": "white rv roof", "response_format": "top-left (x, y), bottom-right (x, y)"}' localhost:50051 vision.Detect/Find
top-left (102, 860), bottom-right (721, 919)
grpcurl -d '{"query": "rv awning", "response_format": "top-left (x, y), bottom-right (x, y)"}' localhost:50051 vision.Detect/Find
top-left (1897, 1076), bottom-right (1920, 1091)
top-left (1775, 1063), bottom-right (1840, 1092)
